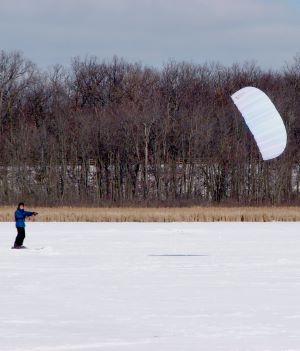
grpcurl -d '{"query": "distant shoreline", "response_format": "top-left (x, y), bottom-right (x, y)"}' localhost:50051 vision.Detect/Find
top-left (1, 206), bottom-right (300, 222)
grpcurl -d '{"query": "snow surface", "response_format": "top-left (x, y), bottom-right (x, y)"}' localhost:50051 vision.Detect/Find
top-left (1, 222), bottom-right (300, 351)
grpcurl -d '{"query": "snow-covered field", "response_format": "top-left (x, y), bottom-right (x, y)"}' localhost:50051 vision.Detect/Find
top-left (1, 222), bottom-right (300, 351)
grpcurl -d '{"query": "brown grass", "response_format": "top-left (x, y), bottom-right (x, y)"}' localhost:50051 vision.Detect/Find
top-left (1, 206), bottom-right (300, 222)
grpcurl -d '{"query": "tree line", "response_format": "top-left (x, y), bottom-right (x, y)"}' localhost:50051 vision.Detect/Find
top-left (0, 50), bottom-right (300, 206)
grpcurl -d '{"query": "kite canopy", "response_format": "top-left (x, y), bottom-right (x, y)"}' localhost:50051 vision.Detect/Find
top-left (231, 87), bottom-right (287, 161)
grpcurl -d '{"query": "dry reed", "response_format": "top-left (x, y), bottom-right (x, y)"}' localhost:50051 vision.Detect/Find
top-left (1, 206), bottom-right (300, 222)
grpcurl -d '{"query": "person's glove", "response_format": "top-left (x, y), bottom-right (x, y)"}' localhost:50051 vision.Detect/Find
top-left (33, 212), bottom-right (38, 216)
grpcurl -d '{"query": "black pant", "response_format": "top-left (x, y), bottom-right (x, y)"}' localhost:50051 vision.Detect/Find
top-left (14, 227), bottom-right (25, 247)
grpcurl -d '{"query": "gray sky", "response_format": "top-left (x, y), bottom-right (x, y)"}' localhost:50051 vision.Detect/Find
top-left (0, 0), bottom-right (299, 70)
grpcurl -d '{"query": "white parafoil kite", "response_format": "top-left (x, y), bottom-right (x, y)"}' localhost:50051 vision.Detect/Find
top-left (231, 87), bottom-right (287, 160)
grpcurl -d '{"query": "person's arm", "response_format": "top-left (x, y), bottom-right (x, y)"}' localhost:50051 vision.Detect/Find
top-left (23, 211), bottom-right (34, 217)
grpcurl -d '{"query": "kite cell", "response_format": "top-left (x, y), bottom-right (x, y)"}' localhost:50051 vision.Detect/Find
top-left (231, 87), bottom-right (287, 160)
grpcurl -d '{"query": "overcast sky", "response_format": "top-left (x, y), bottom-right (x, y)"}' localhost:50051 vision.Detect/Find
top-left (0, 0), bottom-right (299, 70)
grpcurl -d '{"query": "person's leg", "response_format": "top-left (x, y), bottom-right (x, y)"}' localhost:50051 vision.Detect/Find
top-left (19, 227), bottom-right (25, 246)
top-left (14, 227), bottom-right (25, 247)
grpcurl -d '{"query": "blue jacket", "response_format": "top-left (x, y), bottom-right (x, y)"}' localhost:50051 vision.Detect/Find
top-left (15, 208), bottom-right (33, 228)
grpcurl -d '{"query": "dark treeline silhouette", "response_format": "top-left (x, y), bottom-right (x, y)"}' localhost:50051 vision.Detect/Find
top-left (0, 50), bottom-right (300, 206)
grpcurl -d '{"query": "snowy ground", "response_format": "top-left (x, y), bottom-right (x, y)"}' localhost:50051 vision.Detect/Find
top-left (1, 222), bottom-right (300, 351)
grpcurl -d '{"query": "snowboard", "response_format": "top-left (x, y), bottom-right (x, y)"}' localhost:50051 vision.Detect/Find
top-left (11, 246), bottom-right (44, 250)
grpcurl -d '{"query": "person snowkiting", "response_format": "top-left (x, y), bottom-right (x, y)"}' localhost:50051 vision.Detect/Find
top-left (12, 202), bottom-right (38, 249)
